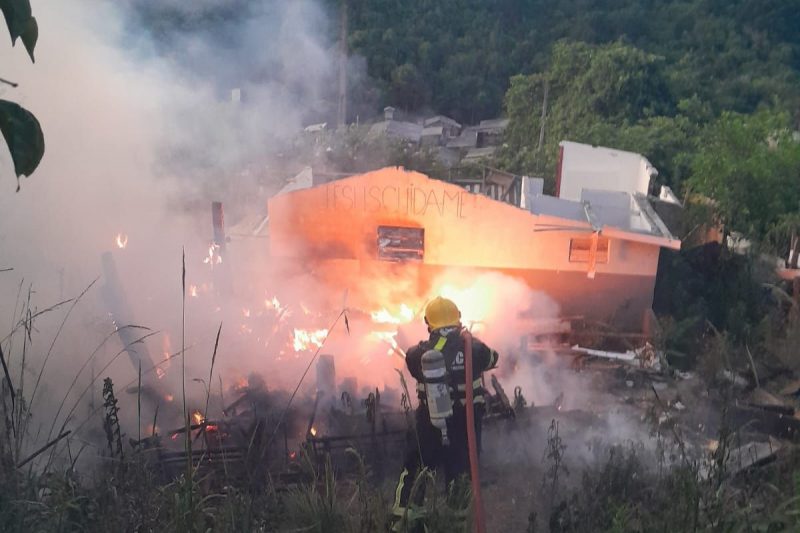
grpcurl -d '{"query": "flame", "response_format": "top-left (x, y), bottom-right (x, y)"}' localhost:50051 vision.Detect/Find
top-left (265, 296), bottom-right (284, 313)
top-left (310, 426), bottom-right (317, 437)
top-left (115, 233), bottom-right (128, 249)
top-left (242, 308), bottom-right (251, 318)
top-left (371, 304), bottom-right (414, 325)
top-left (370, 330), bottom-right (401, 356)
top-left (171, 433), bottom-right (179, 441)
top-left (203, 243), bottom-right (223, 267)
top-left (164, 394), bottom-right (174, 402)
top-left (161, 335), bottom-right (172, 375)
top-left (192, 409), bottom-right (204, 425)
top-left (235, 376), bottom-right (248, 390)
top-left (289, 451), bottom-right (297, 460)
top-left (293, 328), bottom-right (328, 351)
top-left (190, 284), bottom-right (199, 298)
top-left (436, 284), bottom-right (491, 332)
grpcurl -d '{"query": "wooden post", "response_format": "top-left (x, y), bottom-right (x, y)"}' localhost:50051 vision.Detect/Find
top-left (101, 252), bottom-right (157, 373)
top-left (211, 201), bottom-right (226, 255)
top-left (336, 0), bottom-right (348, 128)
top-left (100, 253), bottom-right (167, 410)
top-left (211, 201), bottom-right (233, 296)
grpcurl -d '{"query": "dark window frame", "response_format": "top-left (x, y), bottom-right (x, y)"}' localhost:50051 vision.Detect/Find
top-left (377, 225), bottom-right (424, 262)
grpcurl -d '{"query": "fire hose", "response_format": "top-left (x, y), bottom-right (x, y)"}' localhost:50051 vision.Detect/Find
top-left (462, 329), bottom-right (487, 533)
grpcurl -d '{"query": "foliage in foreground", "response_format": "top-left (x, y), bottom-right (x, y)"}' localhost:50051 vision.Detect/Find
top-left (541, 441), bottom-right (800, 533)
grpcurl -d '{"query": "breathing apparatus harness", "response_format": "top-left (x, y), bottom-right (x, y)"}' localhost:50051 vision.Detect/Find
top-left (420, 332), bottom-right (455, 445)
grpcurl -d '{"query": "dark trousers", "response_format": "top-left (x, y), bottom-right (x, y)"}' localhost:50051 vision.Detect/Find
top-left (392, 404), bottom-right (483, 515)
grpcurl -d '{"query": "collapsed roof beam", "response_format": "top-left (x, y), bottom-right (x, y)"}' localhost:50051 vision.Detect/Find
top-left (582, 201), bottom-right (602, 233)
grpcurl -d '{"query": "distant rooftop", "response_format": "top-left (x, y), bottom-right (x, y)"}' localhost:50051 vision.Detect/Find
top-left (476, 118), bottom-right (509, 131)
top-left (446, 129), bottom-right (478, 149)
top-left (368, 120), bottom-right (423, 143)
top-left (463, 146), bottom-right (497, 161)
top-left (424, 115), bottom-right (462, 128)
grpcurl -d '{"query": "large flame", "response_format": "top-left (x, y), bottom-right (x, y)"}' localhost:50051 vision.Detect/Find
top-left (436, 283), bottom-right (494, 333)
top-left (371, 304), bottom-right (415, 325)
top-left (292, 328), bottom-right (328, 351)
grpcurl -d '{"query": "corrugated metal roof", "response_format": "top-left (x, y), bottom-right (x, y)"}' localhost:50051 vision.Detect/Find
top-left (526, 189), bottom-right (679, 249)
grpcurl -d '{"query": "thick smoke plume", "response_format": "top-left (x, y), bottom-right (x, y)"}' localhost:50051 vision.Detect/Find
top-left (0, 0), bottom-right (353, 444)
top-left (0, 1), bottom-right (655, 467)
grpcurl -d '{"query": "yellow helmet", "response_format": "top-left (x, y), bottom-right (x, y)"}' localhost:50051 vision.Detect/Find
top-left (424, 296), bottom-right (461, 330)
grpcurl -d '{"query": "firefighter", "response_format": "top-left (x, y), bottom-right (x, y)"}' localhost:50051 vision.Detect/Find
top-left (390, 296), bottom-right (499, 531)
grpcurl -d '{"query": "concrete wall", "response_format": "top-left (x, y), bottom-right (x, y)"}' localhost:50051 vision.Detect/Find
top-left (558, 141), bottom-right (655, 202)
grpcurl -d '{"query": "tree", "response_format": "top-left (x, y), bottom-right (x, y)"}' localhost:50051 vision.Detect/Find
top-left (390, 63), bottom-right (427, 111)
top-left (0, 0), bottom-right (45, 190)
top-left (499, 40), bottom-right (673, 190)
top-left (689, 110), bottom-right (800, 243)
top-left (339, 0), bottom-right (800, 130)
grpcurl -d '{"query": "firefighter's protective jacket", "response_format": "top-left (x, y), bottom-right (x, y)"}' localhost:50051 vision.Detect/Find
top-left (405, 326), bottom-right (499, 406)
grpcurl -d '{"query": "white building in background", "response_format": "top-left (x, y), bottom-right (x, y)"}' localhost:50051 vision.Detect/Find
top-left (556, 140), bottom-right (658, 201)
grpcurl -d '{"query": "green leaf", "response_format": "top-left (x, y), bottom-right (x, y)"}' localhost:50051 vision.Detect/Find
top-left (0, 99), bottom-right (45, 181)
top-left (0, 0), bottom-right (32, 43)
top-left (20, 14), bottom-right (36, 62)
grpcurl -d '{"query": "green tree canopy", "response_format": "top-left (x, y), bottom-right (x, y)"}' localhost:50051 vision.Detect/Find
top-left (341, 0), bottom-right (800, 122)
top-left (500, 40), bottom-right (688, 191)
top-left (689, 110), bottom-right (800, 242)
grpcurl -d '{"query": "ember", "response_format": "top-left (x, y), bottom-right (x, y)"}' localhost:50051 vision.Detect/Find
top-left (265, 296), bottom-right (284, 313)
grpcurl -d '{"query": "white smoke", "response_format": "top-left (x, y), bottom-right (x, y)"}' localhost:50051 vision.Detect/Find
top-left (0, 1), bottom-right (657, 468)
top-left (0, 0), bottom-right (354, 448)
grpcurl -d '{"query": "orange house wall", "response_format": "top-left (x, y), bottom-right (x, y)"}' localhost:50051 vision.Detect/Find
top-left (268, 168), bottom-right (660, 331)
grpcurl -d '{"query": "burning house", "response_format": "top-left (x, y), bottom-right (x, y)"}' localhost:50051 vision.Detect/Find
top-left (267, 151), bottom-right (680, 335)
